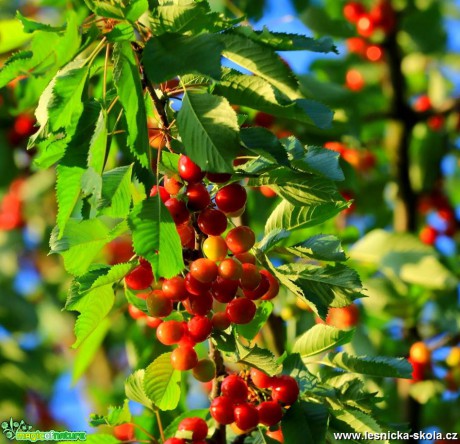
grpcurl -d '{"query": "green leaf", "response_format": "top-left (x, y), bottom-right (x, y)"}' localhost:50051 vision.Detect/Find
top-left (409, 380), bottom-right (445, 404)
top-left (125, 370), bottom-right (154, 410)
top-left (253, 429), bottom-right (281, 444)
top-left (275, 263), bottom-right (362, 319)
top-left (125, 0), bottom-right (149, 21)
top-left (220, 32), bottom-right (299, 99)
top-left (90, 400), bottom-right (131, 427)
top-left (97, 165), bottom-right (133, 218)
top-left (293, 324), bottom-right (354, 357)
top-left (265, 199), bottom-right (347, 235)
top-left (256, 229), bottom-right (290, 253)
top-left (143, 33), bottom-right (223, 84)
top-left (91, 2), bottom-right (125, 18)
top-left (282, 401), bottom-right (329, 444)
top-left (72, 317), bottom-right (111, 383)
top-left (68, 283), bottom-right (114, 348)
top-left (50, 219), bottom-right (111, 276)
top-left (144, 352), bottom-right (181, 411)
top-left (283, 234), bottom-right (347, 262)
top-left (113, 42), bottom-right (150, 169)
top-left (324, 352), bottom-right (413, 379)
top-left (216, 69), bottom-right (333, 128)
top-left (128, 196), bottom-right (184, 280)
top-left (236, 342), bottom-right (282, 376)
top-left (177, 91), bottom-right (240, 173)
top-left (16, 11), bottom-right (66, 33)
top-left (239, 127), bottom-right (289, 167)
top-left (233, 26), bottom-right (338, 53)
top-left (163, 409), bottom-right (209, 439)
top-left (106, 23), bottom-right (136, 42)
top-left (87, 108), bottom-right (108, 174)
top-left (237, 301), bottom-right (273, 341)
top-left (77, 262), bottom-right (135, 294)
top-left (332, 409), bottom-right (388, 442)
top-left (0, 19), bottom-right (30, 53)
top-left (159, 152), bottom-right (180, 175)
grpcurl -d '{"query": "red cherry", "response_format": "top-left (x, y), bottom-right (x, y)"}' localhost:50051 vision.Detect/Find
top-left (206, 172), bottom-right (232, 183)
top-left (233, 403), bottom-right (259, 431)
top-left (178, 417), bottom-right (208, 441)
top-left (226, 226), bottom-right (255, 254)
top-left (221, 375), bottom-right (249, 403)
top-left (183, 292), bottom-right (213, 316)
top-left (343, 1), bottom-right (365, 23)
top-left (211, 277), bottom-right (239, 303)
top-left (165, 198), bottom-right (189, 225)
top-left (187, 316), bottom-right (213, 343)
top-left (186, 183), bottom-right (211, 211)
top-left (260, 270), bottom-right (280, 300)
top-left (185, 273), bottom-right (212, 295)
top-left (233, 252), bottom-right (256, 265)
top-left (215, 183), bottom-right (247, 213)
top-left (128, 304), bottom-right (146, 320)
top-left (145, 316), bottom-right (162, 328)
top-left (239, 263), bottom-right (261, 290)
top-left (420, 226), bottom-right (437, 245)
top-left (218, 258), bottom-right (243, 280)
top-left (254, 112), bottom-right (276, 128)
top-left (257, 401), bottom-right (283, 426)
top-left (259, 185), bottom-right (277, 198)
top-left (345, 69), bottom-right (365, 91)
top-left (177, 223), bottom-right (195, 249)
top-left (197, 208), bottom-right (228, 236)
top-left (14, 114), bottom-right (35, 137)
top-left (146, 290), bottom-right (173, 318)
top-left (243, 273), bottom-right (270, 300)
top-left (170, 345), bottom-right (198, 371)
top-left (226, 298), bottom-right (257, 324)
top-left (113, 423), bottom-right (135, 441)
top-left (356, 14), bottom-right (375, 37)
top-left (346, 37), bottom-right (367, 56)
top-left (163, 175), bottom-right (183, 195)
top-left (250, 368), bottom-right (273, 389)
top-left (125, 263), bottom-right (153, 290)
top-left (190, 258), bottom-right (218, 283)
top-left (266, 427), bottom-right (284, 443)
top-left (271, 376), bottom-right (299, 405)
top-left (212, 312), bottom-right (231, 330)
top-left (210, 396), bottom-right (235, 425)
top-left (156, 320), bottom-right (186, 345)
top-left (179, 155), bottom-right (205, 183)
top-left (150, 185), bottom-right (170, 203)
top-left (162, 276), bottom-right (188, 301)
top-left (164, 439), bottom-right (186, 444)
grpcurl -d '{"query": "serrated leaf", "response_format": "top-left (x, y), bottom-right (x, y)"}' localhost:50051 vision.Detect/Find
top-left (293, 324), bottom-right (354, 357)
top-left (324, 352), bottom-right (413, 379)
top-left (143, 33), bottom-right (223, 84)
top-left (163, 409), bottom-right (209, 439)
top-left (234, 26), bottom-right (338, 53)
top-left (237, 301), bottom-right (273, 341)
top-left (73, 317), bottom-right (111, 383)
top-left (211, 330), bottom-right (237, 354)
top-left (256, 229), bottom-right (290, 253)
top-left (90, 400), bottom-right (131, 427)
top-left (282, 401), bottom-right (328, 444)
top-left (106, 23), bottom-right (136, 42)
top-left (276, 263), bottom-right (363, 319)
top-left (87, 108), bottom-right (108, 174)
top-left (125, 370), bottom-right (154, 410)
top-left (91, 2), bottom-right (124, 18)
top-left (125, 0), bottom-right (149, 21)
top-left (97, 165), bottom-right (133, 218)
top-left (236, 342), bottom-right (281, 376)
top-left (177, 91), bottom-right (240, 172)
top-left (265, 199), bottom-right (347, 235)
top-left (282, 353), bottom-right (315, 392)
top-left (283, 234), bottom-right (347, 262)
top-left (16, 11), bottom-right (66, 33)
top-left (128, 197), bottom-right (184, 279)
top-left (144, 352), bottom-right (181, 411)
top-left (332, 409), bottom-right (388, 442)
top-left (216, 69), bottom-right (333, 128)
top-left (50, 219), bottom-right (111, 276)
top-left (220, 32), bottom-right (299, 99)
top-left (159, 152), bottom-right (180, 175)
top-left (77, 262), bottom-right (135, 294)
top-left (0, 19), bottom-right (30, 53)
top-left (69, 283), bottom-right (114, 348)
top-left (240, 127), bottom-right (289, 167)
top-left (113, 42), bottom-right (149, 169)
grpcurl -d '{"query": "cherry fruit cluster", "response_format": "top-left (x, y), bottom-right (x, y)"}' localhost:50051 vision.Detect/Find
top-left (210, 370), bottom-right (299, 432)
top-left (124, 155), bottom-right (280, 377)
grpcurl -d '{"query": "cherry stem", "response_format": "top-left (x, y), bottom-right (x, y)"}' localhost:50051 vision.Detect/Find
top-left (154, 408), bottom-right (165, 443)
